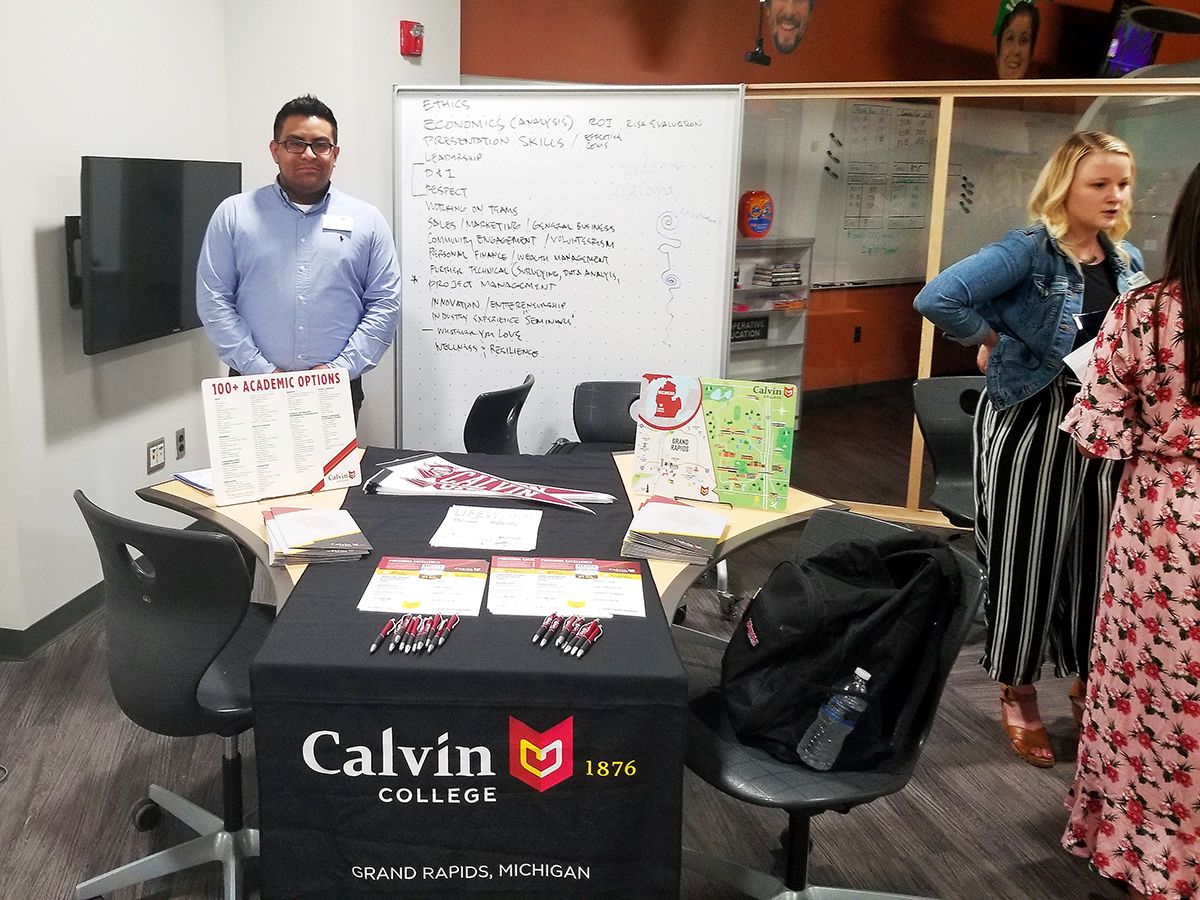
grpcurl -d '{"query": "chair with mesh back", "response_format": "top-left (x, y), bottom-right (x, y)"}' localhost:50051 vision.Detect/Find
top-left (912, 376), bottom-right (985, 528)
top-left (677, 507), bottom-right (985, 899)
top-left (463, 373), bottom-right (535, 454)
top-left (73, 490), bottom-right (272, 900)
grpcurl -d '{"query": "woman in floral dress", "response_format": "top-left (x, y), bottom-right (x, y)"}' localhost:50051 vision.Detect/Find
top-left (1062, 162), bottom-right (1200, 899)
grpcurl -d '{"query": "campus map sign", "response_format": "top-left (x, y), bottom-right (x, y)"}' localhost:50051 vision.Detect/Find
top-left (631, 374), bottom-right (796, 511)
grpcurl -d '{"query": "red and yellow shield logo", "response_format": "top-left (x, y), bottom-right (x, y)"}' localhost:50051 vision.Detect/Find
top-left (508, 716), bottom-right (573, 792)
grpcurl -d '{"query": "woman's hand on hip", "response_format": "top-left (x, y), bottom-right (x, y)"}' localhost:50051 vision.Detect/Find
top-left (976, 330), bottom-right (1000, 375)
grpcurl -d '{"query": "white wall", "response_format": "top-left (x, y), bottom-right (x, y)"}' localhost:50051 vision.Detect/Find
top-left (222, 0), bottom-right (461, 447)
top-left (0, 0), bottom-right (460, 633)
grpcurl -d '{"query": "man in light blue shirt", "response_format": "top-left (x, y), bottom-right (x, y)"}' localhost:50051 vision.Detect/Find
top-left (197, 95), bottom-right (401, 418)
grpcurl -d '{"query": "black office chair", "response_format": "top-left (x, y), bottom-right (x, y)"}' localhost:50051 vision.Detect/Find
top-left (572, 379), bottom-right (640, 449)
top-left (912, 375), bottom-right (985, 528)
top-left (678, 508), bottom-right (985, 899)
top-left (546, 380), bottom-right (641, 453)
top-left (73, 490), bottom-right (272, 900)
top-left (463, 373), bottom-right (535, 454)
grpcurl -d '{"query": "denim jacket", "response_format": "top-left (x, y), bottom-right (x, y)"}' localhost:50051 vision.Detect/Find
top-left (913, 223), bottom-right (1144, 409)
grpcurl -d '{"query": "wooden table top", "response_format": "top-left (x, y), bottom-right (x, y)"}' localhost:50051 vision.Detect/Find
top-left (138, 450), bottom-right (833, 613)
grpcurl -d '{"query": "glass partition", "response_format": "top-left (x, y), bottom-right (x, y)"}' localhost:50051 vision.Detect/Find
top-left (741, 79), bottom-right (1200, 522)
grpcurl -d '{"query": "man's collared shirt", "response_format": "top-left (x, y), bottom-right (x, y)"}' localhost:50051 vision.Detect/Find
top-left (196, 182), bottom-right (401, 379)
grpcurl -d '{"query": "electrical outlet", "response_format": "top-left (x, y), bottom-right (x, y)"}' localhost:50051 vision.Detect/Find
top-left (176, 428), bottom-right (186, 460)
top-left (147, 437), bottom-right (167, 474)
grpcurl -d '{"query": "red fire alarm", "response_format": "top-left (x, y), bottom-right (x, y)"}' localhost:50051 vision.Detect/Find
top-left (400, 20), bottom-right (424, 57)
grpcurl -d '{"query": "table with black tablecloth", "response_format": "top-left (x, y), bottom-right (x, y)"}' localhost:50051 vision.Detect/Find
top-left (251, 447), bottom-right (687, 899)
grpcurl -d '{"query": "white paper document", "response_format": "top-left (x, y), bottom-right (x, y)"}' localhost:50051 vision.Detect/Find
top-left (356, 557), bottom-right (488, 616)
top-left (430, 505), bottom-right (543, 551)
top-left (1063, 342), bottom-right (1095, 383)
top-left (173, 468), bottom-right (215, 494)
top-left (486, 556), bottom-right (645, 618)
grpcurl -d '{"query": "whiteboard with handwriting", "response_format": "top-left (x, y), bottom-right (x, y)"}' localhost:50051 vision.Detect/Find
top-left (394, 85), bottom-right (743, 453)
top-left (811, 100), bottom-right (937, 285)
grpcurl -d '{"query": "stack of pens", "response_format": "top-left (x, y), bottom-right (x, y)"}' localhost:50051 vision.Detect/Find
top-left (531, 614), bottom-right (604, 659)
top-left (368, 614), bottom-right (460, 656)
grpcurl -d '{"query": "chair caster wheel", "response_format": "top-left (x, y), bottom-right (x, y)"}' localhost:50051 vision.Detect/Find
top-left (718, 591), bottom-right (742, 620)
top-left (132, 797), bottom-right (162, 832)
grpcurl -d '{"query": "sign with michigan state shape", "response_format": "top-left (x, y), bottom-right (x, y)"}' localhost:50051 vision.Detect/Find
top-left (632, 374), bottom-right (795, 511)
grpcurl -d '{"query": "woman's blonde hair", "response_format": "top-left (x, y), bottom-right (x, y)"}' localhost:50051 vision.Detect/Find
top-left (1028, 130), bottom-right (1135, 253)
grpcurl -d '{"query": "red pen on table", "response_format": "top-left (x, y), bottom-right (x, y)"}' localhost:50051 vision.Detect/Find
top-left (532, 613), bottom-right (556, 644)
top-left (540, 614), bottom-right (567, 648)
top-left (414, 616), bottom-right (434, 654)
top-left (369, 618), bottom-right (397, 654)
top-left (552, 615), bottom-right (579, 648)
top-left (575, 621), bottom-right (604, 657)
top-left (423, 614), bottom-right (443, 653)
top-left (435, 614), bottom-right (460, 647)
top-left (416, 616), bottom-right (433, 653)
top-left (402, 615), bottom-right (422, 654)
top-left (560, 617), bottom-right (589, 654)
top-left (388, 614), bottom-right (412, 653)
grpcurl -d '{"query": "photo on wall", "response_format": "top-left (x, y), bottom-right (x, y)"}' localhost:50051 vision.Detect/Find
top-left (994, 0), bottom-right (1040, 79)
top-left (765, 0), bottom-right (815, 54)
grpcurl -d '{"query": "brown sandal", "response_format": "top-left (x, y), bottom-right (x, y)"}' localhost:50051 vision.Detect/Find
top-left (1000, 686), bottom-right (1055, 768)
top-left (1068, 677), bottom-right (1086, 730)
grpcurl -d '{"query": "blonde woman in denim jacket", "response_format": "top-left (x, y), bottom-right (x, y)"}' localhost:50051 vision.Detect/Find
top-left (915, 132), bottom-right (1145, 768)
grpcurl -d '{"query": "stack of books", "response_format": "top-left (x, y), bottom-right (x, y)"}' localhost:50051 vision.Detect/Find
top-left (752, 263), bottom-right (805, 287)
top-left (621, 496), bottom-right (730, 565)
top-left (263, 507), bottom-right (373, 566)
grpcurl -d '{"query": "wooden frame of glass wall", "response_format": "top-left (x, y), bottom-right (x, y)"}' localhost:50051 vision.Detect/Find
top-left (745, 77), bottom-right (1200, 527)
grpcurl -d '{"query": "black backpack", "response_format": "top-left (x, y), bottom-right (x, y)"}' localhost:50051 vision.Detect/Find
top-left (719, 532), bottom-right (961, 769)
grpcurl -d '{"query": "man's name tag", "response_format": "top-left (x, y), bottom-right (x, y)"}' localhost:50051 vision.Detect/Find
top-left (322, 214), bottom-right (353, 234)
top-left (1128, 271), bottom-right (1151, 289)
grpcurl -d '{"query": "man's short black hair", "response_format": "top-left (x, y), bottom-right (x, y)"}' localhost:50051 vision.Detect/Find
top-left (274, 95), bottom-right (338, 144)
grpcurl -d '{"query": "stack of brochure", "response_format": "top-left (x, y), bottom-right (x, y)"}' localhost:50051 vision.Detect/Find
top-left (263, 507), bottom-right (372, 566)
top-left (173, 468), bottom-right (214, 494)
top-left (620, 496), bottom-right (730, 565)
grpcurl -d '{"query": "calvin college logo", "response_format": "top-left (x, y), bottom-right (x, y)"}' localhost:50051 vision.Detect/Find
top-left (508, 716), bottom-right (573, 792)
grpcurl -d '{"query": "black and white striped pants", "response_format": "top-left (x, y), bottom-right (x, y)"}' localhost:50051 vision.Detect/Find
top-left (973, 372), bottom-right (1121, 686)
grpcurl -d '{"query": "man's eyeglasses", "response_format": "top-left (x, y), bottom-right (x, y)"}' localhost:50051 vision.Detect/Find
top-left (276, 138), bottom-right (337, 157)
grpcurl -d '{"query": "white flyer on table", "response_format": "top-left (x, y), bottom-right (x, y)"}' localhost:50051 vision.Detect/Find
top-left (200, 370), bottom-right (359, 506)
top-left (356, 557), bottom-right (489, 616)
top-left (430, 505), bottom-right (543, 551)
top-left (486, 557), bottom-right (645, 618)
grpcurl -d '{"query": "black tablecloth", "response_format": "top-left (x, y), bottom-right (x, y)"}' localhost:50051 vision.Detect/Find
top-left (252, 448), bottom-right (687, 898)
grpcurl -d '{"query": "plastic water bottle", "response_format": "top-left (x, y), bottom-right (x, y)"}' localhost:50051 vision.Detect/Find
top-left (795, 668), bottom-right (872, 771)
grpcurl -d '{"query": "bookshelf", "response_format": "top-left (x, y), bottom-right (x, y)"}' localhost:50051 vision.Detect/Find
top-left (729, 238), bottom-right (813, 420)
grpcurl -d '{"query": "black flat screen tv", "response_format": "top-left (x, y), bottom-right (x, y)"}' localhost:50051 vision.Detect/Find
top-left (78, 156), bottom-right (240, 355)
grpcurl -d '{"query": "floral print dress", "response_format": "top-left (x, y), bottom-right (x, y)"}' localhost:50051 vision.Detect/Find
top-left (1061, 281), bottom-right (1200, 899)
